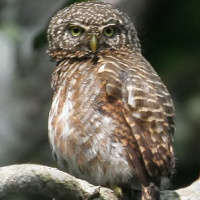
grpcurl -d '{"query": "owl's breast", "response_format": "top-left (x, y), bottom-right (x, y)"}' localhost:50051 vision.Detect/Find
top-left (48, 59), bottom-right (133, 185)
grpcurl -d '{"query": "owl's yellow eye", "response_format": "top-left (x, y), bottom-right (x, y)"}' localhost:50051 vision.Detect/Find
top-left (103, 27), bottom-right (115, 37)
top-left (70, 26), bottom-right (84, 37)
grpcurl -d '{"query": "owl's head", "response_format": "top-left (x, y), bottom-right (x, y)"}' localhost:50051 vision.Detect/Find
top-left (47, 1), bottom-right (141, 61)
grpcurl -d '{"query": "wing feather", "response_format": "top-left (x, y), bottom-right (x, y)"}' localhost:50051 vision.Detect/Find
top-left (99, 52), bottom-right (175, 185)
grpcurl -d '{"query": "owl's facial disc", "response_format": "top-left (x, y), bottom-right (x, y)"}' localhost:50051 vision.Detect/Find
top-left (68, 24), bottom-right (116, 54)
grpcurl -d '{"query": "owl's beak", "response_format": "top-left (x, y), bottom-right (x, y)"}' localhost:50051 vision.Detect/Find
top-left (90, 35), bottom-right (98, 53)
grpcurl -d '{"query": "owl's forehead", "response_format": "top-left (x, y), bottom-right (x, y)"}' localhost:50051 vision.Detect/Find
top-left (55, 1), bottom-right (129, 26)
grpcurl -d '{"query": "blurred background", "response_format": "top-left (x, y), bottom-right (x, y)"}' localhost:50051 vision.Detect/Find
top-left (0, 0), bottom-right (199, 199)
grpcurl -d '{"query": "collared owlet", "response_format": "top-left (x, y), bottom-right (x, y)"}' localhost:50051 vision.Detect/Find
top-left (47, 1), bottom-right (175, 200)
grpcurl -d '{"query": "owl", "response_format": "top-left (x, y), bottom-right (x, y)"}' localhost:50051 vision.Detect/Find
top-left (47, 1), bottom-right (175, 200)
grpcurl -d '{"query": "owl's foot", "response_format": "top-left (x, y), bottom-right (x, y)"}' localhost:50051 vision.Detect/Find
top-left (111, 185), bottom-right (123, 199)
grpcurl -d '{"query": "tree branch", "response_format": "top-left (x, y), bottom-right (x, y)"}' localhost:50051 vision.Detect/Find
top-left (0, 164), bottom-right (199, 200)
top-left (0, 164), bottom-right (117, 200)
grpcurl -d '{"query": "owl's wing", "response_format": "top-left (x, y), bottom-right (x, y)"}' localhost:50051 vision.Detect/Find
top-left (99, 53), bottom-right (175, 186)
top-left (122, 79), bottom-right (175, 180)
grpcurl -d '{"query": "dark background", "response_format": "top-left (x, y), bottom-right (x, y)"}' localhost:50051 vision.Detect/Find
top-left (0, 0), bottom-right (199, 199)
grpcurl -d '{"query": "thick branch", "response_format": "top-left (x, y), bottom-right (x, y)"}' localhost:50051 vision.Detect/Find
top-left (161, 177), bottom-right (200, 200)
top-left (0, 164), bottom-right (117, 200)
top-left (0, 164), bottom-right (199, 200)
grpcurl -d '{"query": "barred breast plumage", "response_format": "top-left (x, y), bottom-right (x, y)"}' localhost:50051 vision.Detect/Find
top-left (48, 50), bottom-right (175, 189)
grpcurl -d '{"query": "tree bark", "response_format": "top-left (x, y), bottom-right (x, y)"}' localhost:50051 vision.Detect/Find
top-left (0, 164), bottom-right (199, 200)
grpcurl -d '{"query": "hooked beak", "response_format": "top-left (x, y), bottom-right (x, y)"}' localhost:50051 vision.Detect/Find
top-left (90, 34), bottom-right (98, 53)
